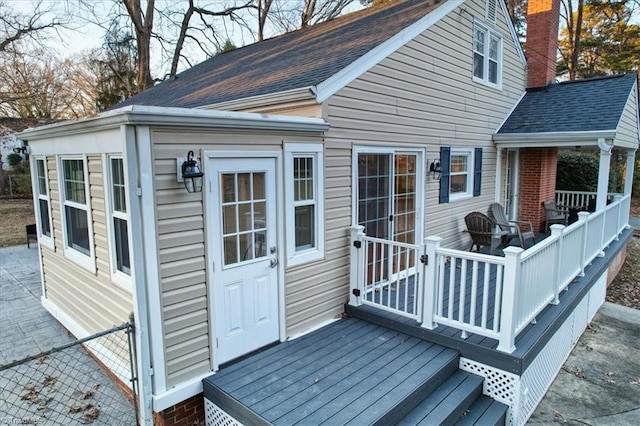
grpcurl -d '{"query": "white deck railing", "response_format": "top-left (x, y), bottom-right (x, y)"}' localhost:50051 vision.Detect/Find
top-left (349, 194), bottom-right (631, 354)
top-left (350, 226), bottom-right (423, 320)
top-left (555, 190), bottom-right (621, 210)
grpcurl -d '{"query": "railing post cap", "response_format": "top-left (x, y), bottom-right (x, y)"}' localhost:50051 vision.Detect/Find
top-left (550, 224), bottom-right (564, 235)
top-left (425, 235), bottom-right (443, 243)
top-left (350, 224), bottom-right (365, 232)
top-left (503, 246), bottom-right (524, 255)
top-left (577, 211), bottom-right (590, 220)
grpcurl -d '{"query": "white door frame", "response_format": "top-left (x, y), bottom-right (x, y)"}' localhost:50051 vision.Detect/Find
top-left (204, 150), bottom-right (285, 371)
top-left (351, 146), bottom-right (425, 242)
top-left (504, 149), bottom-right (520, 220)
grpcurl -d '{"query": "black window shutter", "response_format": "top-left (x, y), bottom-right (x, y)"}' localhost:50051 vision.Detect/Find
top-left (473, 147), bottom-right (483, 197)
top-left (439, 147), bottom-right (451, 204)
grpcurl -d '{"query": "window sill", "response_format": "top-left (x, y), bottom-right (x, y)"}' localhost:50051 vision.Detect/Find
top-left (472, 76), bottom-right (502, 91)
top-left (63, 247), bottom-right (96, 274)
top-left (38, 236), bottom-right (55, 251)
top-left (287, 250), bottom-right (324, 268)
top-left (449, 193), bottom-right (474, 203)
top-left (111, 271), bottom-right (133, 293)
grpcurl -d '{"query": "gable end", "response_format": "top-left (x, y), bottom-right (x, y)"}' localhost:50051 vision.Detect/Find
top-left (315, 0), bottom-right (463, 103)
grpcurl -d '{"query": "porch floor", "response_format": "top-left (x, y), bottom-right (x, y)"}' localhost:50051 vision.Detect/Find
top-left (348, 228), bottom-right (634, 374)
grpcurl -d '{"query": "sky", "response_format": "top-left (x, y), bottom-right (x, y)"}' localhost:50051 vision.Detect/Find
top-left (8, 0), bottom-right (640, 78)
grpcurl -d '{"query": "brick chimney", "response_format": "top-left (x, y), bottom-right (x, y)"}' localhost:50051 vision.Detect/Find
top-left (526, 0), bottom-right (561, 87)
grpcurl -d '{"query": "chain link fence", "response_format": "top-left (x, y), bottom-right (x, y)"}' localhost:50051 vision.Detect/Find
top-left (0, 322), bottom-right (138, 425)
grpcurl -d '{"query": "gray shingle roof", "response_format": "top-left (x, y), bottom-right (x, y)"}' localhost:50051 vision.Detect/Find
top-left (498, 73), bottom-right (638, 134)
top-left (116, 0), bottom-right (444, 109)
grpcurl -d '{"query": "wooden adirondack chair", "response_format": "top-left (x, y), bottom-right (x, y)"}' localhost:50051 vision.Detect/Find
top-left (489, 202), bottom-right (535, 248)
top-left (543, 200), bottom-right (569, 231)
top-left (464, 212), bottom-right (506, 255)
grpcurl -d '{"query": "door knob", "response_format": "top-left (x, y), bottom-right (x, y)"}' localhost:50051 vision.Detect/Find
top-left (270, 258), bottom-right (278, 268)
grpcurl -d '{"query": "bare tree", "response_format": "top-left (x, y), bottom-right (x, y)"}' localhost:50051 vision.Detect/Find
top-left (0, 0), bottom-right (71, 52)
top-left (0, 50), bottom-right (97, 119)
top-left (558, 0), bottom-right (584, 80)
top-left (168, 0), bottom-right (254, 78)
top-left (122, 0), bottom-right (155, 91)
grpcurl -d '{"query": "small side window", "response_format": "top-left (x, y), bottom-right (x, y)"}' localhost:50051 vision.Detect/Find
top-left (285, 143), bottom-right (325, 267)
top-left (34, 157), bottom-right (53, 246)
top-left (106, 156), bottom-right (132, 290)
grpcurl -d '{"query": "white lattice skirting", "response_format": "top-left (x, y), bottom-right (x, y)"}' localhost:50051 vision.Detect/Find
top-left (205, 399), bottom-right (241, 426)
top-left (460, 273), bottom-right (607, 426)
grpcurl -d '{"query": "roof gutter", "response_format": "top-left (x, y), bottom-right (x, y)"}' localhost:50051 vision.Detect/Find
top-left (19, 105), bottom-right (329, 141)
top-left (493, 130), bottom-right (617, 148)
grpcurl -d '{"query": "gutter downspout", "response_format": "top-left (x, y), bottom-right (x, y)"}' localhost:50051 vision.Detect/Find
top-left (123, 124), bottom-right (153, 425)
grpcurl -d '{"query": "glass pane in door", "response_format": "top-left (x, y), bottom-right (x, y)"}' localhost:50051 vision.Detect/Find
top-left (393, 154), bottom-right (417, 272)
top-left (221, 172), bottom-right (268, 266)
top-left (358, 154), bottom-right (390, 285)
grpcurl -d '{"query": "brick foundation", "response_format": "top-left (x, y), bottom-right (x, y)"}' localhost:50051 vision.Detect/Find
top-left (519, 148), bottom-right (558, 232)
top-left (153, 394), bottom-right (205, 426)
top-left (607, 246), bottom-right (627, 286)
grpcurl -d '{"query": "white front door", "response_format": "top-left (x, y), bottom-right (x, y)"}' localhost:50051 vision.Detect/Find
top-left (210, 158), bottom-right (279, 364)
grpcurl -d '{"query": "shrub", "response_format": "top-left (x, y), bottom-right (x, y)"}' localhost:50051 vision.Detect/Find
top-left (7, 153), bottom-right (23, 167)
top-left (556, 150), bottom-right (598, 191)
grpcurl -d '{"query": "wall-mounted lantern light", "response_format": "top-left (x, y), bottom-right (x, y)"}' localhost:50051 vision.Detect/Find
top-left (429, 160), bottom-right (442, 180)
top-left (181, 150), bottom-right (204, 193)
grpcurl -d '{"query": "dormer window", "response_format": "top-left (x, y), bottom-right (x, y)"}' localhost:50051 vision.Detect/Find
top-left (473, 21), bottom-right (502, 88)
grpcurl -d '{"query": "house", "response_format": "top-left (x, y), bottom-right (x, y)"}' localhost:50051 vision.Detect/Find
top-left (19, 0), bottom-right (639, 424)
top-left (1, 118), bottom-right (39, 170)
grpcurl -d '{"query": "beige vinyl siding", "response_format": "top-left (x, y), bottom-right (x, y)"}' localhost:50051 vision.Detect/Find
top-left (42, 155), bottom-right (133, 334)
top-left (151, 130), bottom-right (322, 386)
top-left (208, 100), bottom-right (322, 118)
top-left (616, 89), bottom-right (640, 149)
top-left (282, 0), bottom-right (526, 335)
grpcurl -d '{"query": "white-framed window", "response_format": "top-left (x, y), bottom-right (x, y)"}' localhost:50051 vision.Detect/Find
top-left (33, 157), bottom-right (53, 247)
top-left (473, 21), bottom-right (502, 88)
top-left (285, 143), bottom-right (324, 267)
top-left (450, 149), bottom-right (473, 199)
top-left (59, 156), bottom-right (95, 271)
top-left (105, 155), bottom-right (132, 290)
top-left (438, 147), bottom-right (483, 204)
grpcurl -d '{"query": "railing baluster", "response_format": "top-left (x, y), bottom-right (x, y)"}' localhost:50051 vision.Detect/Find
top-left (458, 259), bottom-right (467, 325)
top-left (481, 262), bottom-right (490, 329)
top-left (470, 260), bottom-right (478, 328)
top-left (448, 257), bottom-right (456, 320)
top-left (492, 265), bottom-right (503, 333)
top-left (438, 253), bottom-right (445, 317)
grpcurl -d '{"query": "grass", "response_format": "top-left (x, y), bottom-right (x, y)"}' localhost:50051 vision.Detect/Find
top-left (0, 198), bottom-right (35, 247)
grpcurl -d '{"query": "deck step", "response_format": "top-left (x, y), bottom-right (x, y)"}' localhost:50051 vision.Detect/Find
top-left (203, 318), bottom-right (467, 426)
top-left (456, 395), bottom-right (508, 425)
top-left (397, 370), bottom-right (484, 426)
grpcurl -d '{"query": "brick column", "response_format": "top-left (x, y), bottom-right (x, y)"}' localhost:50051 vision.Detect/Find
top-left (153, 395), bottom-right (205, 426)
top-left (518, 148), bottom-right (558, 232)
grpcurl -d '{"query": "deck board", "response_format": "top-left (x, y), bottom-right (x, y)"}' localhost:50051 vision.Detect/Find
top-left (204, 318), bottom-right (459, 425)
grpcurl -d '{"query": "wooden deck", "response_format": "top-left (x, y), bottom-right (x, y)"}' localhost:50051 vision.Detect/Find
top-left (348, 228), bottom-right (634, 374)
top-left (203, 229), bottom-right (631, 424)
